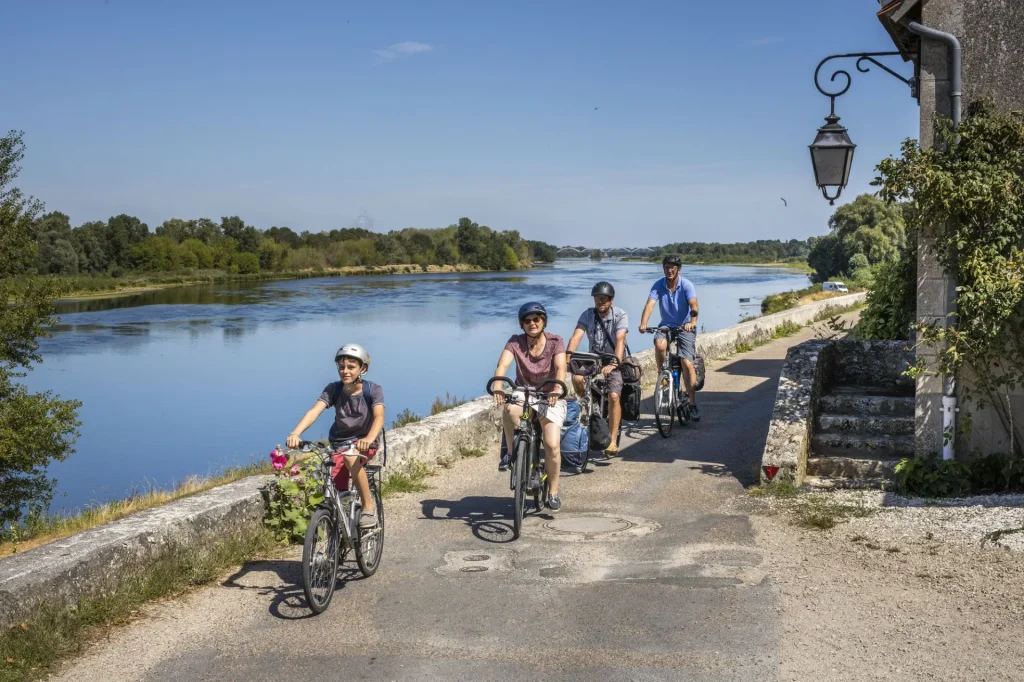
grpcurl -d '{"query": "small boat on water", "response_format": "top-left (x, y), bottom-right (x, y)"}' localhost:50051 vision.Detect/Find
top-left (739, 297), bottom-right (750, 303)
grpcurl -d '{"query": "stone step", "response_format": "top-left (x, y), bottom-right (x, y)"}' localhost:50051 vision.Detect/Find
top-left (816, 413), bottom-right (914, 437)
top-left (803, 475), bottom-right (886, 490)
top-left (818, 392), bottom-right (915, 418)
top-left (811, 432), bottom-right (915, 459)
top-left (806, 456), bottom-right (902, 480)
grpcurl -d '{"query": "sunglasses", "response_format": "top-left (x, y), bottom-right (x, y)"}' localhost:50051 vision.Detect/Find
top-left (523, 316), bottom-right (544, 325)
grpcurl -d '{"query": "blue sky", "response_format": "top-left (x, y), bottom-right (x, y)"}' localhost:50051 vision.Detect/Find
top-left (3, 0), bottom-right (921, 246)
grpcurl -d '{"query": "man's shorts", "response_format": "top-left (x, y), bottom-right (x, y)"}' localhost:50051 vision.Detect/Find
top-left (593, 368), bottom-right (623, 396)
top-left (511, 390), bottom-right (568, 425)
top-left (655, 329), bottom-right (697, 363)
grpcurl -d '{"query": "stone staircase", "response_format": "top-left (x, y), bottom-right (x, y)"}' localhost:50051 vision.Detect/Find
top-left (806, 385), bottom-right (915, 487)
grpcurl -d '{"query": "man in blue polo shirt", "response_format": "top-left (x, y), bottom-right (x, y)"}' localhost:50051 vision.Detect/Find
top-left (638, 254), bottom-right (701, 421)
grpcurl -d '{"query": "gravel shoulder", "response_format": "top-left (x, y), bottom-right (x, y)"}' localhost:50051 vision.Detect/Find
top-left (742, 490), bottom-right (1024, 682)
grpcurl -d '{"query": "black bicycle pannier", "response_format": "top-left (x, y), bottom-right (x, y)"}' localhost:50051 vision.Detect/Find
top-left (694, 354), bottom-right (706, 391)
top-left (588, 414), bottom-right (612, 451)
top-left (620, 381), bottom-right (642, 421)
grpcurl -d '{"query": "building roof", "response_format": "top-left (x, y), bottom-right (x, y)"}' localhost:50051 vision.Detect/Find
top-left (877, 0), bottom-right (924, 60)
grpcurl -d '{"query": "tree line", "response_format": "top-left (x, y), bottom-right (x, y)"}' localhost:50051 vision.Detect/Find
top-left (27, 214), bottom-right (559, 278)
top-left (649, 239), bottom-right (811, 263)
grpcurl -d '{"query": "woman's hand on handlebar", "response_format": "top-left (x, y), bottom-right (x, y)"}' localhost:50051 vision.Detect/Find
top-left (493, 390), bottom-right (507, 407)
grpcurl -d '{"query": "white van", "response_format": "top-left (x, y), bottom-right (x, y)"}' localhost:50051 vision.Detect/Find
top-left (822, 281), bottom-right (849, 293)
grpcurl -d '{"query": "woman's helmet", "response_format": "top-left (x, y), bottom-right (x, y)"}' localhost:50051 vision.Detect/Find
top-left (518, 301), bottom-right (548, 326)
top-left (334, 343), bottom-right (370, 370)
top-left (591, 281), bottom-right (615, 298)
top-left (662, 254), bottom-right (682, 267)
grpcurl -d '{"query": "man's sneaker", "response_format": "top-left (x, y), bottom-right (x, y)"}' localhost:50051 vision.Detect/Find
top-left (689, 404), bottom-right (701, 422)
top-left (499, 452), bottom-right (511, 471)
top-left (547, 494), bottom-right (562, 513)
top-left (359, 510), bottom-right (378, 529)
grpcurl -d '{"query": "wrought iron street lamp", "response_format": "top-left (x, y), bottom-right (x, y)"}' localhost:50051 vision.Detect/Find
top-left (810, 51), bottom-right (917, 204)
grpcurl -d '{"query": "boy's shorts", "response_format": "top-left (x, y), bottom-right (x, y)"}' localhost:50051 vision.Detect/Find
top-left (330, 445), bottom-right (378, 491)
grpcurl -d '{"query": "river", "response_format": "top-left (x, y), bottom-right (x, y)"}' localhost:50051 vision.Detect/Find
top-left (23, 261), bottom-right (808, 513)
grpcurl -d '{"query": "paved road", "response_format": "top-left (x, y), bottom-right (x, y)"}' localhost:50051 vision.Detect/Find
top-left (57, 324), bottom-right (834, 682)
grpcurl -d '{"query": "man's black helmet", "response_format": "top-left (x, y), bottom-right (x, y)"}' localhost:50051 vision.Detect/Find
top-left (591, 281), bottom-right (615, 298)
top-left (518, 301), bottom-right (548, 323)
top-left (662, 254), bottom-right (682, 267)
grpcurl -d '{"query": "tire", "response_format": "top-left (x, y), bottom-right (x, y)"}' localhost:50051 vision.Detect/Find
top-left (355, 482), bottom-right (384, 577)
top-left (677, 401), bottom-right (690, 426)
top-left (512, 437), bottom-right (529, 539)
top-left (654, 373), bottom-right (674, 438)
top-left (302, 507), bottom-right (339, 614)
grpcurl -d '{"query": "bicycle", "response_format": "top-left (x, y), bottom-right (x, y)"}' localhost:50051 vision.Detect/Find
top-left (642, 325), bottom-right (692, 438)
top-left (567, 350), bottom-right (618, 470)
top-left (486, 376), bottom-right (568, 540)
top-left (295, 438), bottom-right (385, 614)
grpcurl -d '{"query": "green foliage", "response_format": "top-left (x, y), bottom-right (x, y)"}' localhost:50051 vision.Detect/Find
top-left (0, 131), bottom-right (82, 526)
top-left (761, 289), bottom-right (802, 314)
top-left (262, 448), bottom-right (325, 543)
top-left (859, 244), bottom-right (917, 341)
top-left (894, 453), bottom-right (973, 498)
top-left (875, 99), bottom-right (1024, 454)
top-left (232, 251), bottom-right (260, 274)
top-left (643, 239), bottom-right (811, 264)
top-left (391, 408), bottom-right (422, 428)
top-left (380, 461), bottom-right (431, 498)
top-left (772, 320), bottom-right (802, 338)
top-left (430, 392), bottom-right (466, 416)
top-left (807, 194), bottom-right (907, 283)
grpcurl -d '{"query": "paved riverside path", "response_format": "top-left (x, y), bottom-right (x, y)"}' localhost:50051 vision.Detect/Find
top-left (56, 323), bottom-right (840, 682)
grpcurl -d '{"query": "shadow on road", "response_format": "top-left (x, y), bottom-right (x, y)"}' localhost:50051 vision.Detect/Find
top-left (421, 495), bottom-right (551, 543)
top-left (714, 357), bottom-right (785, 380)
top-left (221, 557), bottom-right (365, 620)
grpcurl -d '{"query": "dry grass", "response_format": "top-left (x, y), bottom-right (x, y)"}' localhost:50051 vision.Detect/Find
top-left (0, 461), bottom-right (272, 558)
top-left (795, 290), bottom-right (857, 306)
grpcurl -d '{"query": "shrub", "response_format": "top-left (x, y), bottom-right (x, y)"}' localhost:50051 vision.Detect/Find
top-left (232, 252), bottom-right (260, 274)
top-left (859, 247), bottom-right (916, 340)
top-left (430, 392), bottom-right (466, 415)
top-left (391, 408), bottom-right (422, 428)
top-left (262, 446), bottom-right (324, 542)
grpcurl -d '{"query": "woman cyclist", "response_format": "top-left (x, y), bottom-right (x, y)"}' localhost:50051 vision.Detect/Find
top-left (286, 343), bottom-right (385, 529)
top-left (491, 302), bottom-right (568, 512)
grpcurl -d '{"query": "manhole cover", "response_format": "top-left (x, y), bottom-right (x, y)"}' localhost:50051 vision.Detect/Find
top-left (545, 517), bottom-right (632, 534)
top-left (463, 554), bottom-right (490, 562)
top-left (460, 566), bottom-right (488, 573)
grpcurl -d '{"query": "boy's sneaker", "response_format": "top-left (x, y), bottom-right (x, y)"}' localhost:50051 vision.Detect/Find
top-left (689, 404), bottom-right (701, 422)
top-left (359, 510), bottom-right (377, 529)
top-left (499, 452), bottom-right (511, 471)
top-left (547, 494), bottom-right (562, 513)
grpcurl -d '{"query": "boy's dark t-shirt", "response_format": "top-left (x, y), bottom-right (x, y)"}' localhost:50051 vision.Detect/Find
top-left (318, 380), bottom-right (384, 447)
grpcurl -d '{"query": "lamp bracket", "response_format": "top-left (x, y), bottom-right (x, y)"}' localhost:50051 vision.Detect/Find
top-left (814, 51), bottom-right (916, 116)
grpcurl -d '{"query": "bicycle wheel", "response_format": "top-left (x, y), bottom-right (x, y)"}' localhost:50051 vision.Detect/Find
top-left (355, 482), bottom-right (384, 577)
top-left (676, 400), bottom-right (690, 426)
top-left (654, 372), bottom-right (674, 438)
top-left (302, 507), bottom-right (339, 614)
top-left (512, 436), bottom-right (529, 539)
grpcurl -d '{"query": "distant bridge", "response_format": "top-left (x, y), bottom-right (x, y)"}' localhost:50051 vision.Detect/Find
top-left (556, 247), bottom-right (656, 259)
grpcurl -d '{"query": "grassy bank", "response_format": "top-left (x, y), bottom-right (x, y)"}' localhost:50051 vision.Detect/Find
top-left (760, 284), bottom-right (864, 315)
top-left (46, 263), bottom-right (493, 300)
top-left (0, 525), bottom-right (279, 682)
top-left (0, 461), bottom-right (272, 558)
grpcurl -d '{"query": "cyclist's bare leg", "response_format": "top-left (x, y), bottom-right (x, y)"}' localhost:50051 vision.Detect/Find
top-left (654, 337), bottom-right (668, 370)
top-left (502, 402), bottom-right (524, 459)
top-left (680, 358), bottom-right (697, 405)
top-left (571, 374), bottom-right (586, 397)
top-left (540, 414), bottom-right (561, 495)
top-left (344, 455), bottom-right (374, 514)
top-left (607, 391), bottom-right (621, 443)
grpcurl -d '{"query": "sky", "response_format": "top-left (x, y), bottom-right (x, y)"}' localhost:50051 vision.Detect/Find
top-left (3, 0), bottom-right (922, 247)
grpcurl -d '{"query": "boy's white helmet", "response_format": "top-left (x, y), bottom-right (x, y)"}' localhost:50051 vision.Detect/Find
top-left (334, 343), bottom-right (370, 369)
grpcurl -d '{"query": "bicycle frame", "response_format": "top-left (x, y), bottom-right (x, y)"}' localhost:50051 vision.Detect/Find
top-left (308, 442), bottom-right (381, 554)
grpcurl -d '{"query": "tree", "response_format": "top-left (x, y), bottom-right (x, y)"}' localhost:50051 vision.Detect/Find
top-left (71, 221), bottom-right (110, 273)
top-left (180, 238), bottom-right (214, 268)
top-left (155, 218), bottom-right (192, 243)
top-left (266, 225), bottom-right (301, 248)
top-left (34, 211), bottom-right (79, 274)
top-left (220, 215), bottom-right (246, 240)
top-left (238, 225), bottom-right (261, 254)
top-left (809, 194), bottom-right (906, 281)
top-left (232, 252), bottom-right (260, 274)
top-left (0, 131), bottom-right (81, 525)
top-left (106, 214), bottom-right (149, 269)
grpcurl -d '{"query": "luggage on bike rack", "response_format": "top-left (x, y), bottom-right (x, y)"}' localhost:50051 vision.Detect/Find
top-left (588, 413), bottom-right (612, 451)
top-left (560, 398), bottom-right (589, 471)
top-left (620, 381), bottom-right (642, 421)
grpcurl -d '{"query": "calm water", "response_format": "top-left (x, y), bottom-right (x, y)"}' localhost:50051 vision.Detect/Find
top-left (23, 261), bottom-right (808, 512)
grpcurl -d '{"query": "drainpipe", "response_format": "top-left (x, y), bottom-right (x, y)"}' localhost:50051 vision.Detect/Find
top-left (905, 21), bottom-right (962, 460)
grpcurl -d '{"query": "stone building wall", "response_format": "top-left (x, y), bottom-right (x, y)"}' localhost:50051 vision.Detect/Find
top-left (913, 0), bottom-right (1024, 457)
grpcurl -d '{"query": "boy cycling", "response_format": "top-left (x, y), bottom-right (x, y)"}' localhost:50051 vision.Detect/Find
top-left (286, 343), bottom-right (385, 528)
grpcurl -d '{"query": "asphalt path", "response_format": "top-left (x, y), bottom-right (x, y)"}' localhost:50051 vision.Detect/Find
top-left (55, 323), bottom-right (836, 682)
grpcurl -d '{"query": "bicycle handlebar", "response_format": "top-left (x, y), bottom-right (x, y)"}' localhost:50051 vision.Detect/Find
top-left (641, 325), bottom-right (687, 334)
top-left (485, 376), bottom-right (568, 400)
